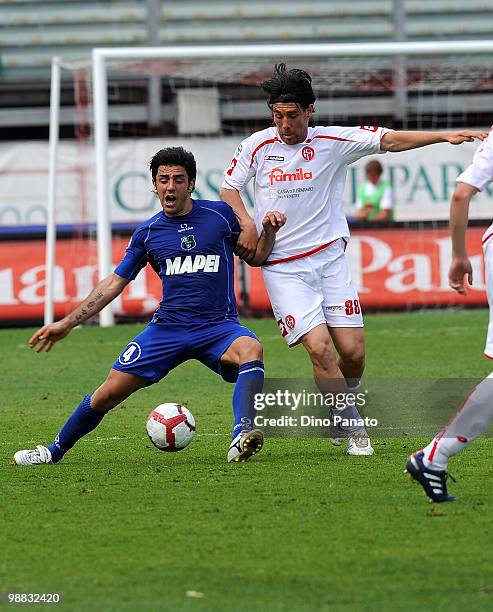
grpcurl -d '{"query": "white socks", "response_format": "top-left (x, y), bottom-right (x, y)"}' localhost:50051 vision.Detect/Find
top-left (334, 378), bottom-right (367, 436)
top-left (423, 373), bottom-right (493, 471)
top-left (346, 379), bottom-right (362, 393)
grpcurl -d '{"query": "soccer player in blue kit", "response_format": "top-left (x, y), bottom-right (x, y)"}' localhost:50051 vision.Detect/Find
top-left (14, 147), bottom-right (286, 465)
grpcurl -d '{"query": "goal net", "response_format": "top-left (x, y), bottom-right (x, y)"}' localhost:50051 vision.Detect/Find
top-left (45, 42), bottom-right (493, 324)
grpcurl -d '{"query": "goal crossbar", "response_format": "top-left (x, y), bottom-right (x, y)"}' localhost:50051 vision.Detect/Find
top-left (84, 41), bottom-right (493, 326)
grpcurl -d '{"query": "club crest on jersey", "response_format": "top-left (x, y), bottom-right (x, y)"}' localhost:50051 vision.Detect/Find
top-left (301, 146), bottom-right (315, 161)
top-left (181, 234), bottom-right (196, 250)
top-left (268, 167), bottom-right (313, 186)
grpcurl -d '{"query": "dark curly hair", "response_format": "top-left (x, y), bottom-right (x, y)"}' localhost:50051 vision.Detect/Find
top-left (149, 147), bottom-right (196, 182)
top-left (261, 63), bottom-right (316, 109)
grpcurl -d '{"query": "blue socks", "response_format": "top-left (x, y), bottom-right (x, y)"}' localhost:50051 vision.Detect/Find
top-left (232, 360), bottom-right (264, 440)
top-left (47, 361), bottom-right (265, 460)
top-left (48, 394), bottom-right (105, 462)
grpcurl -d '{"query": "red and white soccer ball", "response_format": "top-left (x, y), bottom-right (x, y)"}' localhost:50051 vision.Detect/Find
top-left (146, 403), bottom-right (196, 452)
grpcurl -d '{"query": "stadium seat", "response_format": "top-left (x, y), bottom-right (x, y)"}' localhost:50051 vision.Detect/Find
top-left (1, 0), bottom-right (493, 128)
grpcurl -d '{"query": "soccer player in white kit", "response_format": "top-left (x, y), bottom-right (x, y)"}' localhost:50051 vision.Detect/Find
top-left (406, 127), bottom-right (493, 502)
top-left (220, 64), bottom-right (486, 456)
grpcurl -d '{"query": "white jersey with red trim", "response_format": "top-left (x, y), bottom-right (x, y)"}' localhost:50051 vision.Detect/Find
top-left (457, 127), bottom-right (493, 247)
top-left (457, 126), bottom-right (493, 192)
top-left (222, 124), bottom-right (390, 262)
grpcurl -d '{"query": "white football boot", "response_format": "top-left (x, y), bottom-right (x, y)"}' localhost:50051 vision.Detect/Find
top-left (228, 429), bottom-right (264, 462)
top-left (329, 420), bottom-right (347, 446)
top-left (347, 436), bottom-right (374, 456)
top-left (13, 445), bottom-right (54, 465)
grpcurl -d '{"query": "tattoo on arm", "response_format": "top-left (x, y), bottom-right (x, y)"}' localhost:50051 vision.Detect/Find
top-left (87, 292), bottom-right (104, 309)
top-left (74, 291), bottom-right (104, 324)
top-left (75, 311), bottom-right (85, 324)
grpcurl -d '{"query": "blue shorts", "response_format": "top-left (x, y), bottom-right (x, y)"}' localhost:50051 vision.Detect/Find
top-left (112, 317), bottom-right (258, 384)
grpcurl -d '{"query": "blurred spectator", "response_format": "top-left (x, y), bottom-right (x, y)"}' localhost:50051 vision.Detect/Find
top-left (355, 160), bottom-right (393, 221)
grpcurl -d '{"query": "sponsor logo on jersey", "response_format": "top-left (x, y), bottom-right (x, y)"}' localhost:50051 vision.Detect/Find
top-left (269, 186), bottom-right (314, 199)
top-left (178, 223), bottom-right (194, 233)
top-left (165, 254), bottom-right (220, 275)
top-left (264, 155), bottom-right (285, 161)
top-left (301, 146), bottom-right (315, 161)
top-left (268, 167), bottom-right (313, 186)
top-left (181, 234), bottom-right (197, 250)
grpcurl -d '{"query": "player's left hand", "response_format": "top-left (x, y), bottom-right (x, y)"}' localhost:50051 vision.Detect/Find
top-left (445, 130), bottom-right (488, 145)
top-left (28, 319), bottom-right (72, 353)
top-left (449, 256), bottom-right (473, 295)
top-left (262, 211), bottom-right (286, 234)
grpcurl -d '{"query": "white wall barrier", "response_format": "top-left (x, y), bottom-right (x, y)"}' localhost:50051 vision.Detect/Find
top-left (0, 137), bottom-right (491, 227)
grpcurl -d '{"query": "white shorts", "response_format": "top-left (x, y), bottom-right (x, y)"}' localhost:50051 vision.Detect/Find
top-left (261, 239), bottom-right (363, 346)
top-left (483, 229), bottom-right (493, 358)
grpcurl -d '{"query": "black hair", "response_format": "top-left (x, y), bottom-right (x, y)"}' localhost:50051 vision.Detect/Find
top-left (149, 147), bottom-right (197, 182)
top-left (261, 63), bottom-right (316, 109)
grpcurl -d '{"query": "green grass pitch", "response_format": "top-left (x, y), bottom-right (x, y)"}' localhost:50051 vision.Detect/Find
top-left (2, 310), bottom-right (493, 611)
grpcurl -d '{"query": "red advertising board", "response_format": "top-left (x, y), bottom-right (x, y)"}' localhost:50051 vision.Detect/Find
top-left (0, 237), bottom-right (243, 321)
top-left (0, 226), bottom-right (488, 322)
top-left (250, 226), bottom-right (488, 310)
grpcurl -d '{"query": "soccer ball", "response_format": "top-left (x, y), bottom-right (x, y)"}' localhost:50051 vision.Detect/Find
top-left (146, 403), bottom-right (196, 452)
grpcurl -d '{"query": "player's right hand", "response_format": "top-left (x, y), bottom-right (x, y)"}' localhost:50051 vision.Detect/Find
top-left (262, 211), bottom-right (287, 234)
top-left (445, 130), bottom-right (488, 145)
top-left (449, 257), bottom-right (473, 295)
top-left (28, 320), bottom-right (72, 353)
top-left (236, 219), bottom-right (259, 261)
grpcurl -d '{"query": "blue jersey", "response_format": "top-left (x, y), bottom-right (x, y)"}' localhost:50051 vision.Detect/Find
top-left (115, 199), bottom-right (240, 324)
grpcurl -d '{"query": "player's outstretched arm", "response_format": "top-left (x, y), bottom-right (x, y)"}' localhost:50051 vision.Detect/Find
top-left (246, 211), bottom-right (287, 267)
top-left (448, 182), bottom-right (478, 296)
top-left (29, 273), bottom-right (130, 353)
top-left (381, 129), bottom-right (488, 152)
top-left (220, 187), bottom-right (258, 261)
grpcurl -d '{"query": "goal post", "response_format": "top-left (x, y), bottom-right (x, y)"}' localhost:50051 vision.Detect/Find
top-left (44, 40), bottom-right (493, 326)
top-left (45, 56), bottom-right (61, 325)
top-left (92, 50), bottom-right (113, 327)
top-left (90, 40), bottom-right (493, 326)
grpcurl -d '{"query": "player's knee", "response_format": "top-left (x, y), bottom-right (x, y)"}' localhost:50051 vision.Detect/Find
top-left (237, 337), bottom-right (263, 363)
top-left (304, 338), bottom-right (337, 369)
top-left (339, 344), bottom-right (365, 371)
top-left (91, 384), bottom-right (125, 412)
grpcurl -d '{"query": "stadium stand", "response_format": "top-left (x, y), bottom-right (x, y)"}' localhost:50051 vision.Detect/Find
top-left (2, 1), bottom-right (493, 321)
top-left (2, 1), bottom-right (493, 76)
top-left (1, 0), bottom-right (493, 134)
